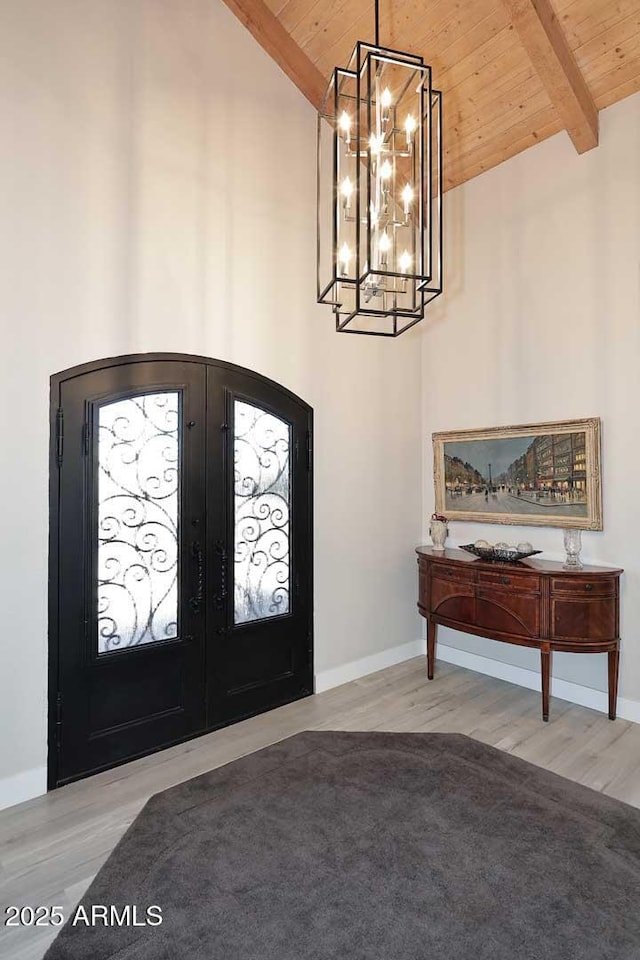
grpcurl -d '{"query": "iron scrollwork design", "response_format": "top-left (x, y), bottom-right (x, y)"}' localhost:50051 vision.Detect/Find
top-left (234, 401), bottom-right (291, 625)
top-left (97, 392), bottom-right (180, 654)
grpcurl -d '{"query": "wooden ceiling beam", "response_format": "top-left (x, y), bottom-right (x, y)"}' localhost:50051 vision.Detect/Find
top-left (501, 0), bottom-right (598, 153)
top-left (221, 0), bottom-right (326, 109)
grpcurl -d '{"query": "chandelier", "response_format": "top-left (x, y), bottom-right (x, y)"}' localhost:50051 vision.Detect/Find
top-left (316, 1), bottom-right (443, 336)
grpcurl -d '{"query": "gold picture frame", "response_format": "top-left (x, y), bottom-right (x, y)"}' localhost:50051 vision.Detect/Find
top-left (433, 417), bottom-right (603, 530)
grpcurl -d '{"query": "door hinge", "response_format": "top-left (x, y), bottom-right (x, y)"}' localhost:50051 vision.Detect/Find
top-left (82, 420), bottom-right (91, 455)
top-left (306, 431), bottom-right (312, 472)
top-left (55, 692), bottom-right (63, 752)
top-left (55, 409), bottom-right (64, 467)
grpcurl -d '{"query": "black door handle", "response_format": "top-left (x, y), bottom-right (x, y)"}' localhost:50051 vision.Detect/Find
top-left (189, 541), bottom-right (204, 614)
top-left (213, 539), bottom-right (228, 611)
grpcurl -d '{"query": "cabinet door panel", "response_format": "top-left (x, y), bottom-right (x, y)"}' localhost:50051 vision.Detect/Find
top-left (476, 589), bottom-right (540, 637)
top-left (551, 599), bottom-right (617, 641)
top-left (431, 577), bottom-right (475, 623)
top-left (418, 562), bottom-right (429, 611)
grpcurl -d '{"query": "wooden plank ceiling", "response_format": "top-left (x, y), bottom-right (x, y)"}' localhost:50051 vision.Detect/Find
top-left (222, 0), bottom-right (640, 190)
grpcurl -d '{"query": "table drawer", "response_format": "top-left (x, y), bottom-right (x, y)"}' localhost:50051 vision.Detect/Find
top-left (432, 563), bottom-right (476, 584)
top-left (551, 578), bottom-right (615, 598)
top-left (477, 570), bottom-right (540, 593)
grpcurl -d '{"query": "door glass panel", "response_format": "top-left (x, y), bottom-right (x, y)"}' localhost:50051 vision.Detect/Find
top-left (234, 400), bottom-right (291, 624)
top-left (97, 392), bottom-right (180, 654)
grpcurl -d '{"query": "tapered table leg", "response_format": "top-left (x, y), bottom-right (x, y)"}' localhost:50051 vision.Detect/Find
top-left (427, 619), bottom-right (437, 680)
top-left (608, 645), bottom-right (620, 720)
top-left (541, 645), bottom-right (552, 722)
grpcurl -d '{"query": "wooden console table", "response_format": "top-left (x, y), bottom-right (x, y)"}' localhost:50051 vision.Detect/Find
top-left (416, 546), bottom-right (622, 721)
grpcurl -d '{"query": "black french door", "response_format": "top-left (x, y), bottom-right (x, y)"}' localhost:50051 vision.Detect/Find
top-left (49, 355), bottom-right (313, 787)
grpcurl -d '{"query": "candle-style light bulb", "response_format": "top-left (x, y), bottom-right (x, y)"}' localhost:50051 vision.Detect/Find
top-left (369, 133), bottom-right (383, 156)
top-left (404, 114), bottom-right (417, 147)
top-left (380, 159), bottom-right (393, 181)
top-left (339, 111), bottom-right (351, 145)
top-left (380, 87), bottom-right (392, 126)
top-left (401, 183), bottom-right (414, 216)
top-left (370, 204), bottom-right (379, 227)
top-left (378, 231), bottom-right (391, 267)
top-left (341, 176), bottom-right (354, 210)
top-left (339, 242), bottom-right (352, 275)
top-left (399, 249), bottom-right (412, 274)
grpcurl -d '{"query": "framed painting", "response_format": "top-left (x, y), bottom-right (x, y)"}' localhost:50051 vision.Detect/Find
top-left (433, 418), bottom-right (603, 530)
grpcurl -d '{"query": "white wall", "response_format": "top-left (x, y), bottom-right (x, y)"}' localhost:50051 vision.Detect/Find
top-left (0, 0), bottom-right (423, 805)
top-left (423, 93), bottom-right (640, 701)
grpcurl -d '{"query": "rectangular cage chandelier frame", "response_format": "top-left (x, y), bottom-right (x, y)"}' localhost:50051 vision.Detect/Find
top-left (317, 38), bottom-right (443, 336)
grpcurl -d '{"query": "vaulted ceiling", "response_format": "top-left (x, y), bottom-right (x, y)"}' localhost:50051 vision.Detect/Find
top-left (222, 0), bottom-right (640, 189)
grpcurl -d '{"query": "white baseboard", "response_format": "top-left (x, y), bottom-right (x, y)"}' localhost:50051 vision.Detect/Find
top-left (315, 635), bottom-right (640, 726)
top-left (315, 639), bottom-right (426, 693)
top-left (436, 642), bottom-right (640, 725)
top-left (0, 765), bottom-right (47, 812)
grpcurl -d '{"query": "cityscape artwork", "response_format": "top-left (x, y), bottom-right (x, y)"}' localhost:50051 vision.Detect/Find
top-left (433, 418), bottom-right (603, 530)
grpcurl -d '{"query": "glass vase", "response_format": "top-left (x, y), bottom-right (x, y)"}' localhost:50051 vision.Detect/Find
top-left (563, 529), bottom-right (583, 569)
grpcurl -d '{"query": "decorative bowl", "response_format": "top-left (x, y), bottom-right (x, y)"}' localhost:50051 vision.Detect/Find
top-left (460, 543), bottom-right (542, 563)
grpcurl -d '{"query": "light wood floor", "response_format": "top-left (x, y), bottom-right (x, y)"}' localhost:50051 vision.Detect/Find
top-left (2, 657), bottom-right (640, 960)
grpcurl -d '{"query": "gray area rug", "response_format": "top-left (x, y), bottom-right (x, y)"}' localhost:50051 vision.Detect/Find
top-left (46, 731), bottom-right (640, 959)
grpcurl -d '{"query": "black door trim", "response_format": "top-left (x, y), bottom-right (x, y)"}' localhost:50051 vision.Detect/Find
top-left (48, 353), bottom-right (314, 790)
